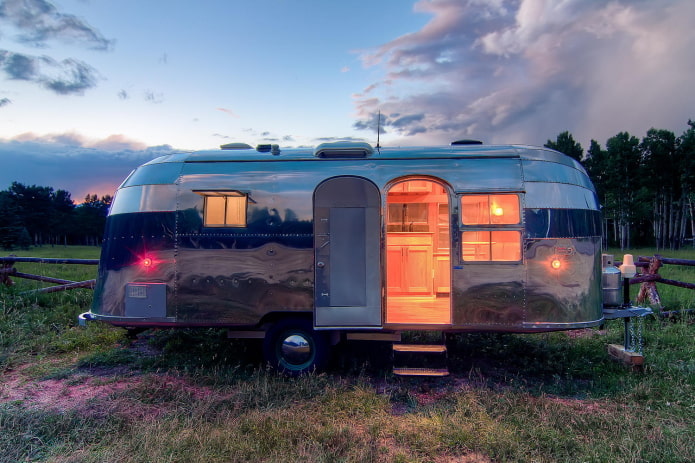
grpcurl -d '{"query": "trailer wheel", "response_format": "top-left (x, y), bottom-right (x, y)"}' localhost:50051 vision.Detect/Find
top-left (263, 318), bottom-right (329, 375)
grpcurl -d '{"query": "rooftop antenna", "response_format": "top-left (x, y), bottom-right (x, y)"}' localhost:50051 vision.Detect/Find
top-left (376, 110), bottom-right (381, 153)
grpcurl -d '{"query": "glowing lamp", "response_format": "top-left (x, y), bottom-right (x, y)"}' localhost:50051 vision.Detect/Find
top-left (551, 259), bottom-right (562, 270)
top-left (492, 206), bottom-right (504, 217)
top-left (619, 254), bottom-right (636, 278)
top-left (142, 257), bottom-right (153, 268)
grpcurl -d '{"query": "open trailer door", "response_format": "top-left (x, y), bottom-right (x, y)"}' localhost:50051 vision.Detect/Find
top-left (385, 178), bottom-right (451, 325)
top-left (314, 177), bottom-right (381, 327)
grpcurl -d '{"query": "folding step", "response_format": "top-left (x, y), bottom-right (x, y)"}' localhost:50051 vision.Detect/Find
top-left (392, 338), bottom-right (449, 376)
top-left (394, 367), bottom-right (449, 377)
top-left (393, 344), bottom-right (446, 353)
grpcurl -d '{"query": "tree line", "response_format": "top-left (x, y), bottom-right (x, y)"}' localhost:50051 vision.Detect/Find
top-left (0, 182), bottom-right (111, 250)
top-left (546, 120), bottom-right (695, 250)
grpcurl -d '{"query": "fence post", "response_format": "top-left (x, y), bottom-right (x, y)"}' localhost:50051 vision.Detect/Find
top-left (636, 255), bottom-right (663, 308)
top-left (1, 254), bottom-right (15, 286)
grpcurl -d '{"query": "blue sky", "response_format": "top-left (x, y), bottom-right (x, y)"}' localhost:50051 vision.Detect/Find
top-left (1, 0), bottom-right (694, 200)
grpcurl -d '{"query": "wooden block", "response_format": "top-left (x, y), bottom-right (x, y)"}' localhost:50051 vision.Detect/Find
top-left (608, 344), bottom-right (644, 368)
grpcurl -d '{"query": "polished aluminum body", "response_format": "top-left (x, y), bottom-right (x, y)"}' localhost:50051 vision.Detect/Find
top-left (90, 144), bottom-right (603, 333)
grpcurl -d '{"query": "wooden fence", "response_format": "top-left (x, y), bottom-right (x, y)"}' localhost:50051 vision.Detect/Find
top-left (625, 255), bottom-right (695, 315)
top-left (0, 256), bottom-right (98, 294)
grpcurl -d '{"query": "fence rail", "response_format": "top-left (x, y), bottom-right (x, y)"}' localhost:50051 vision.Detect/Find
top-left (616, 254), bottom-right (695, 314)
top-left (1, 255), bottom-right (97, 294)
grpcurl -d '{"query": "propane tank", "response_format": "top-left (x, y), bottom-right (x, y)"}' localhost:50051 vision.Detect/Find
top-left (602, 254), bottom-right (622, 307)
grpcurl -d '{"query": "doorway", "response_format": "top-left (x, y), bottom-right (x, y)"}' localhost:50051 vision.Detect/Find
top-left (385, 179), bottom-right (451, 324)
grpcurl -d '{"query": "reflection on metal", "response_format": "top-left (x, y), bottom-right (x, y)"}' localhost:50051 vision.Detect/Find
top-left (281, 334), bottom-right (312, 366)
top-left (89, 142), bottom-right (603, 339)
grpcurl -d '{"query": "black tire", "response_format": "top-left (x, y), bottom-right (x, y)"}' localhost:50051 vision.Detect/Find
top-left (262, 318), bottom-right (329, 375)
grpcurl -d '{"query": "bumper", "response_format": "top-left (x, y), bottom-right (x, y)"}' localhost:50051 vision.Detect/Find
top-left (78, 311), bottom-right (96, 327)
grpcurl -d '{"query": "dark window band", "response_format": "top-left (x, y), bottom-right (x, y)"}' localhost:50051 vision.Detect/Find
top-left (524, 208), bottom-right (601, 238)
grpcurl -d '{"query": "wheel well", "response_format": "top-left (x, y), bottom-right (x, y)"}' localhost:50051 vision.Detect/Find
top-left (259, 311), bottom-right (313, 329)
top-left (261, 316), bottom-right (331, 375)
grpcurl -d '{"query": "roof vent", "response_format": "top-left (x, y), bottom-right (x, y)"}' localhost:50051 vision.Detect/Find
top-left (314, 141), bottom-right (374, 158)
top-left (220, 143), bottom-right (253, 150)
top-left (257, 144), bottom-right (281, 155)
top-left (451, 139), bottom-right (483, 145)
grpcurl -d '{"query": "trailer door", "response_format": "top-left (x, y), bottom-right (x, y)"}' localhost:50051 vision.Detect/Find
top-left (314, 177), bottom-right (381, 327)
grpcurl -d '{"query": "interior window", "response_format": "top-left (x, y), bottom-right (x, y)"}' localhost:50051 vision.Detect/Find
top-left (387, 203), bottom-right (429, 231)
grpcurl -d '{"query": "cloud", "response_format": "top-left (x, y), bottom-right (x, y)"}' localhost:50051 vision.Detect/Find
top-left (0, 50), bottom-right (98, 94)
top-left (42, 57), bottom-right (97, 94)
top-left (2, 51), bottom-right (36, 79)
top-left (0, 133), bottom-right (174, 200)
top-left (144, 89), bottom-right (164, 103)
top-left (89, 134), bottom-right (148, 151)
top-left (0, 0), bottom-right (113, 50)
top-left (0, 97), bottom-right (10, 107)
top-left (353, 0), bottom-right (695, 147)
top-left (0, 0), bottom-right (111, 97)
top-left (9, 131), bottom-right (150, 151)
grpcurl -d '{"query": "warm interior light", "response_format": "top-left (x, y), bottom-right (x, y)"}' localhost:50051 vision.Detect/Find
top-left (551, 259), bottom-right (562, 270)
top-left (492, 206), bottom-right (504, 216)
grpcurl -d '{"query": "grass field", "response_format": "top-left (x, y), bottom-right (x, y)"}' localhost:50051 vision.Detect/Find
top-left (0, 246), bottom-right (693, 462)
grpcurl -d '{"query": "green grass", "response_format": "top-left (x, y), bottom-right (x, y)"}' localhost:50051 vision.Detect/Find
top-left (0, 246), bottom-right (693, 462)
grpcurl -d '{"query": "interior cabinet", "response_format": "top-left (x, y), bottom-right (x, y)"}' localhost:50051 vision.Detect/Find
top-left (434, 254), bottom-right (450, 293)
top-left (387, 234), bottom-right (433, 295)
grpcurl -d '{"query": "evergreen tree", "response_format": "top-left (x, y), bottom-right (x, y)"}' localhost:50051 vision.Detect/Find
top-left (582, 140), bottom-right (610, 245)
top-left (640, 128), bottom-right (680, 249)
top-left (604, 132), bottom-right (641, 249)
top-left (545, 131), bottom-right (584, 162)
top-left (75, 194), bottom-right (112, 245)
top-left (678, 120), bottom-right (695, 246)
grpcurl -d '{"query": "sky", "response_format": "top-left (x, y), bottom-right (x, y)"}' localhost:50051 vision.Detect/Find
top-left (0, 0), bottom-right (694, 201)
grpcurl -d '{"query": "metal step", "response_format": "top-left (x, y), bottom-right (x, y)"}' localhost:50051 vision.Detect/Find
top-left (393, 367), bottom-right (449, 377)
top-left (393, 344), bottom-right (447, 353)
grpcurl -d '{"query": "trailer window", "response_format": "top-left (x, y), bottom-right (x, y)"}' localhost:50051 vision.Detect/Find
top-left (461, 194), bottom-right (521, 262)
top-left (461, 194), bottom-right (519, 225)
top-left (462, 230), bottom-right (521, 261)
top-left (198, 191), bottom-right (248, 227)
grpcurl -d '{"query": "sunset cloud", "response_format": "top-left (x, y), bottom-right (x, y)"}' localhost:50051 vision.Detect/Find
top-left (0, 133), bottom-right (173, 200)
top-left (216, 107), bottom-right (240, 118)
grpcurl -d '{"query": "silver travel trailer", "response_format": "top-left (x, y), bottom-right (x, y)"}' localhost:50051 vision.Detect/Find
top-left (84, 141), bottom-right (603, 374)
